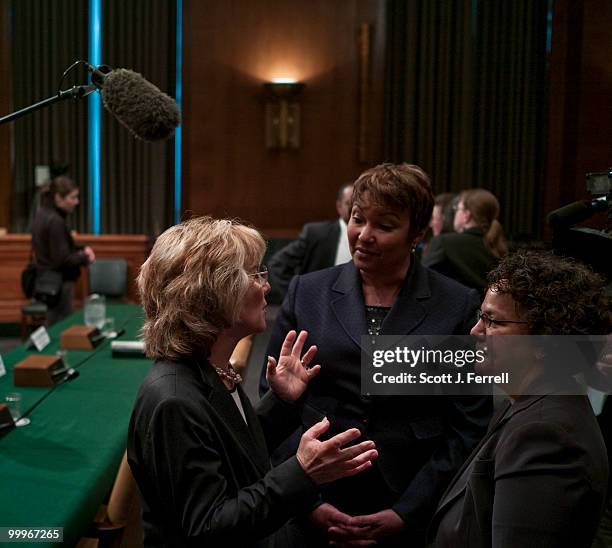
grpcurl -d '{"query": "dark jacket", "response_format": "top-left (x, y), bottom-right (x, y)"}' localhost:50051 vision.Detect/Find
top-left (127, 358), bottom-right (318, 548)
top-left (422, 227), bottom-right (499, 296)
top-left (268, 219), bottom-right (342, 301)
top-left (263, 260), bottom-right (492, 541)
top-left (31, 205), bottom-right (87, 281)
top-left (430, 383), bottom-right (609, 547)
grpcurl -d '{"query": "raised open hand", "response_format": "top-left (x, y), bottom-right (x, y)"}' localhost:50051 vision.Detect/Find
top-left (266, 330), bottom-right (321, 402)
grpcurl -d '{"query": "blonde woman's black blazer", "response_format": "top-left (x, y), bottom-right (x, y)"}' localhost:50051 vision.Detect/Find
top-left (128, 357), bottom-right (318, 547)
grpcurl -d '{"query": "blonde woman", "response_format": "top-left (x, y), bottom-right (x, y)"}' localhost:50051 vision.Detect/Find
top-left (127, 217), bottom-right (377, 548)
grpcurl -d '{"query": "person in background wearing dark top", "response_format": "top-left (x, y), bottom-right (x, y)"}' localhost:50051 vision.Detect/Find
top-left (419, 193), bottom-right (457, 259)
top-left (128, 217), bottom-right (378, 548)
top-left (267, 182), bottom-right (353, 303)
top-left (262, 164), bottom-right (491, 547)
top-left (423, 188), bottom-right (507, 296)
top-left (430, 251), bottom-right (610, 547)
top-left (31, 176), bottom-right (95, 324)
top-left (430, 193), bottom-right (457, 237)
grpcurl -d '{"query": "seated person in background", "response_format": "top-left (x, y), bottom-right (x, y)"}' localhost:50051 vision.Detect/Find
top-left (419, 192), bottom-right (457, 259)
top-left (268, 182), bottom-right (353, 302)
top-left (423, 188), bottom-right (507, 296)
top-left (128, 216), bottom-right (377, 548)
top-left (430, 192), bottom-right (457, 237)
top-left (262, 164), bottom-right (491, 547)
top-left (430, 250), bottom-right (611, 548)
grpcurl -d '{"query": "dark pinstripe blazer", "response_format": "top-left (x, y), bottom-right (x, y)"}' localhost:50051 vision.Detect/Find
top-left (263, 260), bottom-right (492, 540)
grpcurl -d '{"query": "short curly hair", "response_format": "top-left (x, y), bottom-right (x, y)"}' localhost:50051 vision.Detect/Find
top-left (138, 216), bottom-right (265, 360)
top-left (487, 250), bottom-right (611, 335)
top-left (352, 163), bottom-right (434, 235)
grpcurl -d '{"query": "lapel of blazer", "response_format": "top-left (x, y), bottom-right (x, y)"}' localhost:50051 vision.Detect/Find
top-left (197, 359), bottom-right (270, 475)
top-left (379, 260), bottom-right (430, 337)
top-left (330, 262), bottom-right (368, 351)
top-left (329, 260), bottom-right (432, 352)
top-left (430, 390), bottom-right (552, 527)
top-left (237, 385), bottom-right (271, 472)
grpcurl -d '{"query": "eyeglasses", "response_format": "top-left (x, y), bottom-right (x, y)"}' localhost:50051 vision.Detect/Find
top-left (476, 309), bottom-right (529, 329)
top-left (248, 265), bottom-right (269, 285)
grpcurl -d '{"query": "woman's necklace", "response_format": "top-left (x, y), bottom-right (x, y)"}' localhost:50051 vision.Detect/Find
top-left (366, 284), bottom-right (401, 307)
top-left (211, 362), bottom-right (243, 385)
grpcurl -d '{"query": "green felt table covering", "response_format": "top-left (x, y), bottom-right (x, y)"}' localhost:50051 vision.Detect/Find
top-left (0, 304), bottom-right (152, 547)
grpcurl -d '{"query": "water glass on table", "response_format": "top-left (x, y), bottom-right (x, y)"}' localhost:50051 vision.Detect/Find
top-left (5, 392), bottom-right (30, 427)
top-left (84, 294), bottom-right (106, 329)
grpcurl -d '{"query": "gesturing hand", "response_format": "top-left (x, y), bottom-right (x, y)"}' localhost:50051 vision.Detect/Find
top-left (83, 245), bottom-right (96, 264)
top-left (296, 418), bottom-right (378, 485)
top-left (266, 330), bottom-right (321, 402)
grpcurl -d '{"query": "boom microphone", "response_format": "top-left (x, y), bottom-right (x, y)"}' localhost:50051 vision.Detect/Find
top-left (87, 64), bottom-right (181, 142)
top-left (546, 197), bottom-right (608, 229)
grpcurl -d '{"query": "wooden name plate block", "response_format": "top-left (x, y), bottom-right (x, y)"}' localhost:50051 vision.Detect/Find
top-left (13, 354), bottom-right (64, 387)
top-left (60, 325), bottom-right (103, 350)
top-left (0, 403), bottom-right (14, 429)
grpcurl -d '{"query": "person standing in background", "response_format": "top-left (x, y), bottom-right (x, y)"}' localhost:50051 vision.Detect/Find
top-left (268, 182), bottom-right (353, 302)
top-left (31, 176), bottom-right (95, 324)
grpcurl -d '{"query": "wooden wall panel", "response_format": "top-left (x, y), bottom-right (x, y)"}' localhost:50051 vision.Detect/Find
top-left (544, 0), bottom-right (612, 231)
top-left (0, 234), bottom-right (148, 323)
top-left (573, 0), bottom-right (612, 196)
top-left (0, 0), bottom-right (11, 230)
top-left (183, 0), bottom-right (386, 237)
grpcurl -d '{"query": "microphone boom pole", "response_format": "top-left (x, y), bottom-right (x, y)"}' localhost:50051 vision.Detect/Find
top-left (0, 84), bottom-right (95, 126)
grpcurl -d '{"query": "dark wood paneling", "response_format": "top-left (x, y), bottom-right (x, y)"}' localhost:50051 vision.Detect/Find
top-left (0, 234), bottom-right (148, 323)
top-left (544, 0), bottom-right (612, 233)
top-left (0, 1), bottom-right (11, 229)
top-left (183, 0), bottom-right (385, 234)
top-left (573, 0), bottom-right (612, 195)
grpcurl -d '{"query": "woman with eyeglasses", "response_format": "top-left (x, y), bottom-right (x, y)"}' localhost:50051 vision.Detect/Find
top-left (262, 164), bottom-right (492, 547)
top-left (127, 216), bottom-right (378, 548)
top-left (423, 188), bottom-right (507, 296)
top-left (430, 250), bottom-right (610, 547)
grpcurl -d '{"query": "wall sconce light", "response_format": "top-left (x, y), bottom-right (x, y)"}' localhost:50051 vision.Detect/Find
top-left (263, 81), bottom-right (304, 150)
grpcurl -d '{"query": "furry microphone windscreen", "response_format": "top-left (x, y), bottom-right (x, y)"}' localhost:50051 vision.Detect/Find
top-left (101, 69), bottom-right (181, 141)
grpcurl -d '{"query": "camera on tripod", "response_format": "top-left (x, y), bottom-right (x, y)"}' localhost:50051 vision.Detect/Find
top-left (547, 168), bottom-right (611, 280)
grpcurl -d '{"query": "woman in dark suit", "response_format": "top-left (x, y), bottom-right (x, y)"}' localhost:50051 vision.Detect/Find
top-left (127, 216), bottom-right (378, 548)
top-left (263, 164), bottom-right (492, 546)
top-left (430, 251), bottom-right (611, 547)
top-left (423, 189), bottom-right (507, 296)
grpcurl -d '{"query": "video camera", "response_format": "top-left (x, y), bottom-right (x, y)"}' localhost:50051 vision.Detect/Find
top-left (547, 168), bottom-right (611, 281)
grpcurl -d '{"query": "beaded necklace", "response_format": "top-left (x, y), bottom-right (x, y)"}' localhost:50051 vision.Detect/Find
top-left (212, 362), bottom-right (243, 385)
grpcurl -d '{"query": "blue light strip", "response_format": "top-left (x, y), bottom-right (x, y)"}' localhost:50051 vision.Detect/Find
top-left (88, 0), bottom-right (102, 234)
top-left (546, 0), bottom-right (553, 55)
top-left (174, 0), bottom-right (183, 225)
